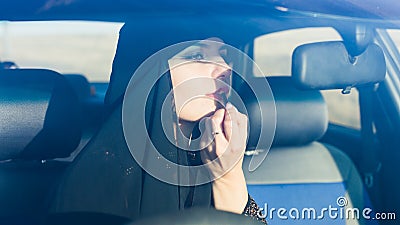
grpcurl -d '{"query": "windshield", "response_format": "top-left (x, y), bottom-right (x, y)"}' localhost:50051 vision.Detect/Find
top-left (0, 21), bottom-right (123, 82)
top-left (388, 29), bottom-right (400, 57)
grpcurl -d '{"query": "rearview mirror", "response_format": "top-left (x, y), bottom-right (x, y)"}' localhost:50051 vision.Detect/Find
top-left (292, 41), bottom-right (386, 91)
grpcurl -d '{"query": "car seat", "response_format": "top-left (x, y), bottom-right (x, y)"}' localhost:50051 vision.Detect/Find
top-left (0, 69), bottom-right (82, 225)
top-left (63, 74), bottom-right (105, 155)
top-left (242, 76), bottom-right (377, 225)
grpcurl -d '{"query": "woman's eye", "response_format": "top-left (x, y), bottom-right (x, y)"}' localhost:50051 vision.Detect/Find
top-left (185, 52), bottom-right (204, 61)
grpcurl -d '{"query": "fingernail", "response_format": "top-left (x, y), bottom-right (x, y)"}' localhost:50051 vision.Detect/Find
top-left (226, 102), bottom-right (233, 109)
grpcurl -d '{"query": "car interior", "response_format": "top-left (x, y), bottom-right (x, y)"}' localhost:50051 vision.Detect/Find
top-left (0, 1), bottom-right (399, 225)
top-left (241, 39), bottom-right (386, 225)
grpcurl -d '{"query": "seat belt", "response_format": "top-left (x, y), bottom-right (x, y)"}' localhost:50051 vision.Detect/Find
top-left (358, 85), bottom-right (382, 206)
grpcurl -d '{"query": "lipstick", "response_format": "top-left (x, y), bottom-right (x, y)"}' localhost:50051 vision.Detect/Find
top-left (221, 93), bottom-right (228, 107)
top-left (215, 93), bottom-right (228, 110)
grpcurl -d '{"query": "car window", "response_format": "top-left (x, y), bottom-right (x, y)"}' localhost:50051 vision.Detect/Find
top-left (387, 29), bottom-right (400, 54)
top-left (253, 27), bottom-right (361, 129)
top-left (0, 21), bottom-right (123, 82)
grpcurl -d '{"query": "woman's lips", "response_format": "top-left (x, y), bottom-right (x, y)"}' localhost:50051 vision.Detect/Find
top-left (205, 87), bottom-right (229, 105)
top-left (206, 93), bottom-right (224, 102)
top-left (209, 87), bottom-right (229, 96)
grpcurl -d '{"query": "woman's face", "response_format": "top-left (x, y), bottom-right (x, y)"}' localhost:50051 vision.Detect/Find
top-left (169, 38), bottom-right (232, 122)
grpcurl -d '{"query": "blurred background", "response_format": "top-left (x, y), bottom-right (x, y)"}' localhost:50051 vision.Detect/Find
top-left (1, 21), bottom-right (399, 130)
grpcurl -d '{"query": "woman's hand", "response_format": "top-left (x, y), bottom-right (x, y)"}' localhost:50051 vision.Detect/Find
top-left (200, 102), bottom-right (249, 214)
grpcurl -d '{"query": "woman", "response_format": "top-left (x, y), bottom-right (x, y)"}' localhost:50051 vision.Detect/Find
top-left (168, 37), bottom-right (254, 214)
top-left (51, 22), bottom-right (267, 224)
top-left (121, 35), bottom-right (267, 222)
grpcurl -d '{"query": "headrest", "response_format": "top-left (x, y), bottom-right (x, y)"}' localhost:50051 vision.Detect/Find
top-left (240, 76), bottom-right (328, 148)
top-left (64, 74), bottom-right (91, 101)
top-left (0, 69), bottom-right (82, 160)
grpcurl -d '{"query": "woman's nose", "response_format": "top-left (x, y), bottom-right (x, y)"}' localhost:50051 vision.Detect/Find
top-left (211, 60), bottom-right (231, 80)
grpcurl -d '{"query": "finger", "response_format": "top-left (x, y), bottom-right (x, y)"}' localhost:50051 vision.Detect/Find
top-left (211, 108), bottom-right (225, 131)
top-left (211, 108), bottom-right (226, 140)
top-left (237, 113), bottom-right (249, 147)
top-left (216, 119), bottom-right (242, 172)
top-left (211, 109), bottom-right (229, 156)
top-left (226, 104), bottom-right (248, 145)
top-left (229, 116), bottom-right (242, 153)
top-left (225, 106), bottom-right (247, 156)
top-left (233, 112), bottom-right (246, 135)
top-left (223, 102), bottom-right (237, 142)
top-left (199, 117), bottom-right (213, 150)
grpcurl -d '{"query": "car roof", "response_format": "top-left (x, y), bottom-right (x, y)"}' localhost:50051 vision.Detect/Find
top-left (1, 0), bottom-right (400, 22)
